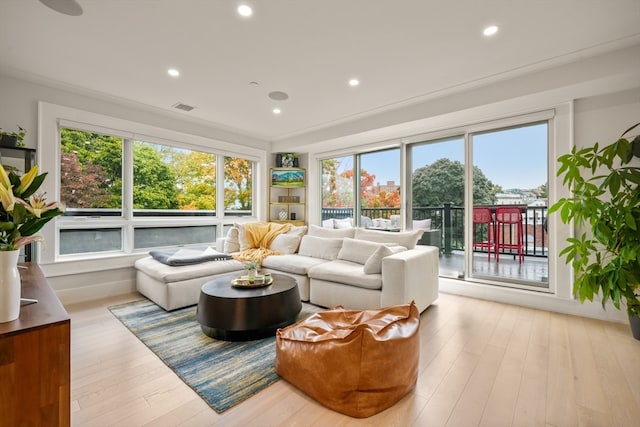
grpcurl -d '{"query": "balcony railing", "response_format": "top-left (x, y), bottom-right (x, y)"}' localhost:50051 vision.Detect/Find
top-left (321, 203), bottom-right (548, 258)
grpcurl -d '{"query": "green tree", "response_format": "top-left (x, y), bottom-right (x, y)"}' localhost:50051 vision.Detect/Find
top-left (170, 150), bottom-right (216, 210)
top-left (133, 142), bottom-right (179, 209)
top-left (60, 129), bottom-right (122, 208)
top-left (412, 158), bottom-right (496, 206)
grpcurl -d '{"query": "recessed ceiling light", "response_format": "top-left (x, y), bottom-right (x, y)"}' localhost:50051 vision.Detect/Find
top-left (483, 25), bottom-right (498, 36)
top-left (238, 4), bottom-right (253, 17)
top-left (349, 79), bottom-right (360, 87)
top-left (168, 68), bottom-right (180, 77)
top-left (273, 108), bottom-right (281, 115)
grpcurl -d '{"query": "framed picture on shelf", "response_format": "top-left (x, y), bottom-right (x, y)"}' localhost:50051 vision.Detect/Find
top-left (271, 168), bottom-right (305, 187)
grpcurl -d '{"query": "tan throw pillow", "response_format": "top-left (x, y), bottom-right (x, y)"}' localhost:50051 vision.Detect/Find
top-left (363, 245), bottom-right (407, 274)
top-left (298, 235), bottom-right (344, 260)
top-left (270, 234), bottom-right (302, 254)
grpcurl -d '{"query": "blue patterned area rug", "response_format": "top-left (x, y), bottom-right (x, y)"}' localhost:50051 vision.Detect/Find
top-left (109, 298), bottom-right (322, 413)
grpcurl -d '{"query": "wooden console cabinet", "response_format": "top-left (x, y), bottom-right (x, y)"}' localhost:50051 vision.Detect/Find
top-left (0, 263), bottom-right (70, 426)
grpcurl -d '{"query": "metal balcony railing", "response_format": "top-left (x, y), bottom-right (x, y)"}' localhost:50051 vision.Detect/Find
top-left (321, 203), bottom-right (548, 258)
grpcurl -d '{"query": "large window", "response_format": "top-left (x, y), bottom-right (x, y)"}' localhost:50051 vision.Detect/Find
top-left (320, 114), bottom-right (552, 292)
top-left (56, 125), bottom-right (256, 257)
top-left (320, 149), bottom-right (400, 228)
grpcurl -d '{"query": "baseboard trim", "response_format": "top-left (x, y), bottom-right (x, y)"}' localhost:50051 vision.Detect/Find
top-left (439, 277), bottom-right (628, 324)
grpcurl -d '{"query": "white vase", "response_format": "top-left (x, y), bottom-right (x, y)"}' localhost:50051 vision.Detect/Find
top-left (0, 249), bottom-right (21, 323)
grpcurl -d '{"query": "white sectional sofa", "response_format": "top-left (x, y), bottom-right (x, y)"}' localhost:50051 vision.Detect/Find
top-left (134, 224), bottom-right (440, 312)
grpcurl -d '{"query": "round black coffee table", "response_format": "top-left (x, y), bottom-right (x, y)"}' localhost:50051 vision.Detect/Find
top-left (196, 272), bottom-right (301, 341)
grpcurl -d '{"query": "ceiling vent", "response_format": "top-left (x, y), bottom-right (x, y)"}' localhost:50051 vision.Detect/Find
top-left (171, 102), bottom-right (195, 112)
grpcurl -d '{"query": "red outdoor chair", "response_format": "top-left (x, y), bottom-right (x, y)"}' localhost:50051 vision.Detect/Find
top-left (494, 206), bottom-right (524, 263)
top-left (472, 207), bottom-right (495, 261)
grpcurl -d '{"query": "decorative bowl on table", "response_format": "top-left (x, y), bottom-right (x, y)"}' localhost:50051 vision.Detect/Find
top-left (231, 274), bottom-right (273, 289)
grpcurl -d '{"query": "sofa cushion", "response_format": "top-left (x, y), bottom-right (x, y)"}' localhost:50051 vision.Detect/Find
top-left (135, 256), bottom-right (243, 284)
top-left (337, 238), bottom-right (390, 265)
top-left (363, 245), bottom-right (407, 274)
top-left (308, 224), bottom-right (355, 238)
top-left (262, 254), bottom-right (329, 275)
top-left (270, 233), bottom-right (301, 254)
top-left (309, 260), bottom-right (382, 290)
top-left (298, 235), bottom-right (344, 260)
top-left (354, 228), bottom-right (423, 250)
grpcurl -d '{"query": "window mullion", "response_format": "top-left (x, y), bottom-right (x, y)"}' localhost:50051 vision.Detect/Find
top-left (122, 138), bottom-right (134, 252)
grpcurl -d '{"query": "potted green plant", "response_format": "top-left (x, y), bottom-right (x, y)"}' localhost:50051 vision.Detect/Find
top-left (243, 260), bottom-right (260, 283)
top-left (549, 122), bottom-right (640, 340)
top-left (0, 126), bottom-right (26, 148)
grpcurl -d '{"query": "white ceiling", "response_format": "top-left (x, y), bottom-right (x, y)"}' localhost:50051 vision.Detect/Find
top-left (1, 1), bottom-right (639, 143)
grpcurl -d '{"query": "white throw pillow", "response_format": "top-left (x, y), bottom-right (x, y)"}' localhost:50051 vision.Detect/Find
top-left (298, 235), bottom-right (344, 260)
top-left (269, 234), bottom-right (301, 254)
top-left (308, 224), bottom-right (356, 238)
top-left (322, 219), bottom-right (335, 228)
top-left (333, 217), bottom-right (354, 229)
top-left (224, 226), bottom-right (240, 253)
top-left (337, 238), bottom-right (390, 265)
top-left (413, 219), bottom-right (432, 231)
top-left (287, 225), bottom-right (308, 238)
top-left (354, 228), bottom-right (423, 250)
top-left (235, 223), bottom-right (252, 251)
top-left (363, 245), bottom-right (407, 274)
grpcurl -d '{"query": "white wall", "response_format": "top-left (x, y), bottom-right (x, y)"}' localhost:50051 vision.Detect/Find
top-left (0, 74), bottom-right (266, 151)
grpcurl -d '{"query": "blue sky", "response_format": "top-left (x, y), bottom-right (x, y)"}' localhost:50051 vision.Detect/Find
top-left (346, 123), bottom-right (548, 190)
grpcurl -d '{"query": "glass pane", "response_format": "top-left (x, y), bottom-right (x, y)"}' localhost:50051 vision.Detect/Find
top-left (134, 225), bottom-right (216, 249)
top-left (224, 156), bottom-right (252, 216)
top-left (133, 141), bottom-right (216, 215)
top-left (471, 123), bottom-right (549, 287)
top-left (410, 136), bottom-right (465, 278)
top-left (359, 149), bottom-right (400, 228)
top-left (60, 229), bottom-right (122, 255)
top-left (321, 156), bottom-right (355, 226)
top-left (60, 128), bottom-right (123, 214)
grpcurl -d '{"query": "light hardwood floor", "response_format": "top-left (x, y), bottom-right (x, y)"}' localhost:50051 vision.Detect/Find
top-left (67, 292), bottom-right (640, 426)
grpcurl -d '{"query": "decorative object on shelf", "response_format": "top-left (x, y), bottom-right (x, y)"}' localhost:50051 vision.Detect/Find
top-left (279, 209), bottom-right (288, 221)
top-left (0, 249), bottom-right (20, 322)
top-left (280, 153), bottom-right (298, 168)
top-left (271, 168), bottom-right (305, 187)
top-left (550, 122), bottom-right (640, 340)
top-left (0, 164), bottom-right (65, 322)
top-left (290, 212), bottom-right (296, 220)
top-left (0, 125), bottom-right (26, 148)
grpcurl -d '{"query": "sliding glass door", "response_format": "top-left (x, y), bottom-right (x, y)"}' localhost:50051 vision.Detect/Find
top-left (409, 136), bottom-right (465, 278)
top-left (470, 123), bottom-right (549, 287)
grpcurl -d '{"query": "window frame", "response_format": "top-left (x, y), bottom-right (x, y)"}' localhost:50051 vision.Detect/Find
top-left (38, 102), bottom-right (265, 264)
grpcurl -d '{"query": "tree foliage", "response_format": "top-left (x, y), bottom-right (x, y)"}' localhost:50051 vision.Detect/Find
top-left (412, 158), bottom-right (497, 207)
top-left (321, 158), bottom-right (400, 208)
top-left (60, 129), bottom-right (251, 212)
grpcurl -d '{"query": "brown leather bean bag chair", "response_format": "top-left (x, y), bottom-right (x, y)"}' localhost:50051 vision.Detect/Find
top-left (275, 301), bottom-right (420, 418)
